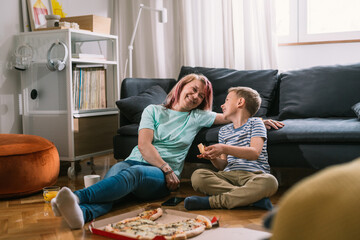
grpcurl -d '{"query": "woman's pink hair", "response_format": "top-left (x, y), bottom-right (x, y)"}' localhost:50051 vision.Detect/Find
top-left (163, 73), bottom-right (213, 111)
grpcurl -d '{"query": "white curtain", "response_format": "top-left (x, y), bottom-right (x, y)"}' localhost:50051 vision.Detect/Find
top-left (113, 0), bottom-right (179, 79)
top-left (113, 0), bottom-right (278, 79)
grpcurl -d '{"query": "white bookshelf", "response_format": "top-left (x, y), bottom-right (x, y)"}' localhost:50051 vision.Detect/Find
top-left (17, 29), bottom-right (120, 178)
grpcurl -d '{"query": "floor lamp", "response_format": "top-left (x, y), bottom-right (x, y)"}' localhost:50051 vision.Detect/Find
top-left (127, 4), bottom-right (167, 78)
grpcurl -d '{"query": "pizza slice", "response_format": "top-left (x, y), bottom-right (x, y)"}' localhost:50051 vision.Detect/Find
top-left (165, 215), bottom-right (212, 239)
top-left (197, 143), bottom-right (205, 154)
top-left (105, 218), bottom-right (159, 239)
top-left (195, 215), bottom-right (212, 229)
top-left (138, 207), bottom-right (163, 221)
top-left (104, 208), bottom-right (162, 236)
top-left (150, 224), bottom-right (187, 240)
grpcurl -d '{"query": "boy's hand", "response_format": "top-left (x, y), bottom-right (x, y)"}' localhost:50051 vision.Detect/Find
top-left (197, 145), bottom-right (228, 171)
top-left (197, 143), bottom-right (214, 160)
top-left (203, 144), bottom-right (224, 159)
top-left (197, 153), bottom-right (212, 160)
top-left (196, 153), bottom-right (214, 161)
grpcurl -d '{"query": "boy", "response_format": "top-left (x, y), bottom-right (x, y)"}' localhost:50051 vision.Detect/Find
top-left (185, 87), bottom-right (278, 210)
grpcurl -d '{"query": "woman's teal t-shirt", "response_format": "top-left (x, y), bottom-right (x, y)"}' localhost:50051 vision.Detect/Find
top-left (125, 104), bottom-right (217, 177)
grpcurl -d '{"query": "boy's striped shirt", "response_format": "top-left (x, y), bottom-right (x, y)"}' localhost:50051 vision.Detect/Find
top-left (219, 117), bottom-right (270, 173)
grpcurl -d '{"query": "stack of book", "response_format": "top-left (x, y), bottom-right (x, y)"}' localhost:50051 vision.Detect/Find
top-left (72, 53), bottom-right (106, 61)
top-left (72, 67), bottom-right (106, 110)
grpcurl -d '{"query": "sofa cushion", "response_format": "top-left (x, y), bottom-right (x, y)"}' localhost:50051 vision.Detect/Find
top-left (278, 63), bottom-right (360, 120)
top-left (267, 118), bottom-right (360, 144)
top-left (178, 66), bottom-right (278, 117)
top-left (116, 85), bottom-right (167, 124)
top-left (352, 102), bottom-right (360, 119)
top-left (119, 78), bottom-right (177, 126)
top-left (117, 124), bottom-right (139, 135)
top-left (121, 78), bottom-right (176, 99)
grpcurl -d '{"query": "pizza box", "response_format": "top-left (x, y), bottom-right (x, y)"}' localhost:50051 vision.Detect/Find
top-left (89, 207), bottom-right (218, 240)
top-left (191, 228), bottom-right (271, 240)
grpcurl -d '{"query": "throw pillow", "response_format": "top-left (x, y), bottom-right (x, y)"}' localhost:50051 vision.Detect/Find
top-left (352, 102), bottom-right (360, 119)
top-left (178, 66), bottom-right (279, 117)
top-left (116, 85), bottom-right (167, 124)
top-left (278, 63), bottom-right (360, 120)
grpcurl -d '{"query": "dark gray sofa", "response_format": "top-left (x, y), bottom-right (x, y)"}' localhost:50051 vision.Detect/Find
top-left (113, 64), bottom-right (360, 172)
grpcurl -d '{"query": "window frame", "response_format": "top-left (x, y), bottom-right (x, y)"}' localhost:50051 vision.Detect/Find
top-left (277, 0), bottom-right (360, 45)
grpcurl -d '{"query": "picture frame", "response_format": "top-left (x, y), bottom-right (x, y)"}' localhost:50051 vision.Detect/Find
top-left (27, 0), bottom-right (53, 31)
top-left (21, 0), bottom-right (31, 32)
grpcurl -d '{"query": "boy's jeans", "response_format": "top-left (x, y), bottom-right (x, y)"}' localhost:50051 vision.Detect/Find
top-left (74, 160), bottom-right (169, 222)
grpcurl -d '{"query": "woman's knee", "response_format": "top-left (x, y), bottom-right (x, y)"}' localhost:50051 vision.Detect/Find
top-left (130, 166), bottom-right (168, 199)
top-left (123, 165), bottom-right (165, 186)
top-left (123, 165), bottom-right (148, 180)
top-left (104, 161), bottom-right (131, 179)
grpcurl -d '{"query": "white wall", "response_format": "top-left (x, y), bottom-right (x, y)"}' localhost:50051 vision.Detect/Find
top-left (0, 1), bottom-right (23, 134)
top-left (0, 0), bottom-right (112, 134)
top-left (278, 42), bottom-right (360, 72)
top-left (55, 0), bottom-right (111, 18)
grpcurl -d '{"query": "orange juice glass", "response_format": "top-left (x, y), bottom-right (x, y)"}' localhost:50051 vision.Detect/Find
top-left (43, 186), bottom-right (60, 203)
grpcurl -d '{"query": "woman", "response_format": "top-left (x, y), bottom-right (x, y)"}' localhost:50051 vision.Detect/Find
top-left (51, 74), bottom-right (283, 229)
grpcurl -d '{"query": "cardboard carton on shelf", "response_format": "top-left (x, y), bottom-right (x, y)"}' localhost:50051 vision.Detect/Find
top-left (60, 15), bottom-right (111, 34)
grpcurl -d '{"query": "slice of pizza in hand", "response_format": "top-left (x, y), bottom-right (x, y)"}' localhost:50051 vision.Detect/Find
top-left (197, 143), bottom-right (205, 154)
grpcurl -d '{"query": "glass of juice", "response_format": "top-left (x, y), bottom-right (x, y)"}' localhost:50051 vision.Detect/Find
top-left (43, 186), bottom-right (60, 203)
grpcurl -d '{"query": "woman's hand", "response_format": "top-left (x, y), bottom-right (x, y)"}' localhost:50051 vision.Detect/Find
top-left (161, 163), bottom-right (180, 191)
top-left (165, 171), bottom-right (180, 191)
top-left (263, 119), bottom-right (284, 130)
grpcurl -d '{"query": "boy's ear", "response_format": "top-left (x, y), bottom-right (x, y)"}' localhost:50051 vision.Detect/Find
top-left (237, 97), bottom-right (245, 108)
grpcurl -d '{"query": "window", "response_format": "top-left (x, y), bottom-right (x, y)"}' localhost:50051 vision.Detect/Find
top-left (275, 0), bottom-right (297, 43)
top-left (275, 0), bottom-right (360, 44)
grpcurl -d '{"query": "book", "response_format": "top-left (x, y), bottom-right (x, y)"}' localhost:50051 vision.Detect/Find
top-left (72, 53), bottom-right (105, 60)
top-left (72, 67), bottom-right (107, 111)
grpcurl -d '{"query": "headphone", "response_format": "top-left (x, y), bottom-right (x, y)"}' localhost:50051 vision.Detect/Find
top-left (47, 41), bottom-right (68, 71)
top-left (14, 44), bottom-right (33, 71)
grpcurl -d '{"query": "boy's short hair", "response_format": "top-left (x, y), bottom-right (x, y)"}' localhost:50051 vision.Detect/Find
top-left (228, 87), bottom-right (261, 117)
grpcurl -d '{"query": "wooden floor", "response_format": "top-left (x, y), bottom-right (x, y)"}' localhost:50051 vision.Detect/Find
top-left (0, 155), bottom-right (293, 240)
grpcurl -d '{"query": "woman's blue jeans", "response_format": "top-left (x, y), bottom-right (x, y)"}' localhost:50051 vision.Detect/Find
top-left (74, 160), bottom-right (170, 222)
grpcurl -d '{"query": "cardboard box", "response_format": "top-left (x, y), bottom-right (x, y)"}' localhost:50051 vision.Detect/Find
top-left (89, 207), bottom-right (271, 240)
top-left (60, 15), bottom-right (111, 34)
top-left (89, 208), bottom-right (217, 240)
top-left (191, 228), bottom-right (272, 240)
